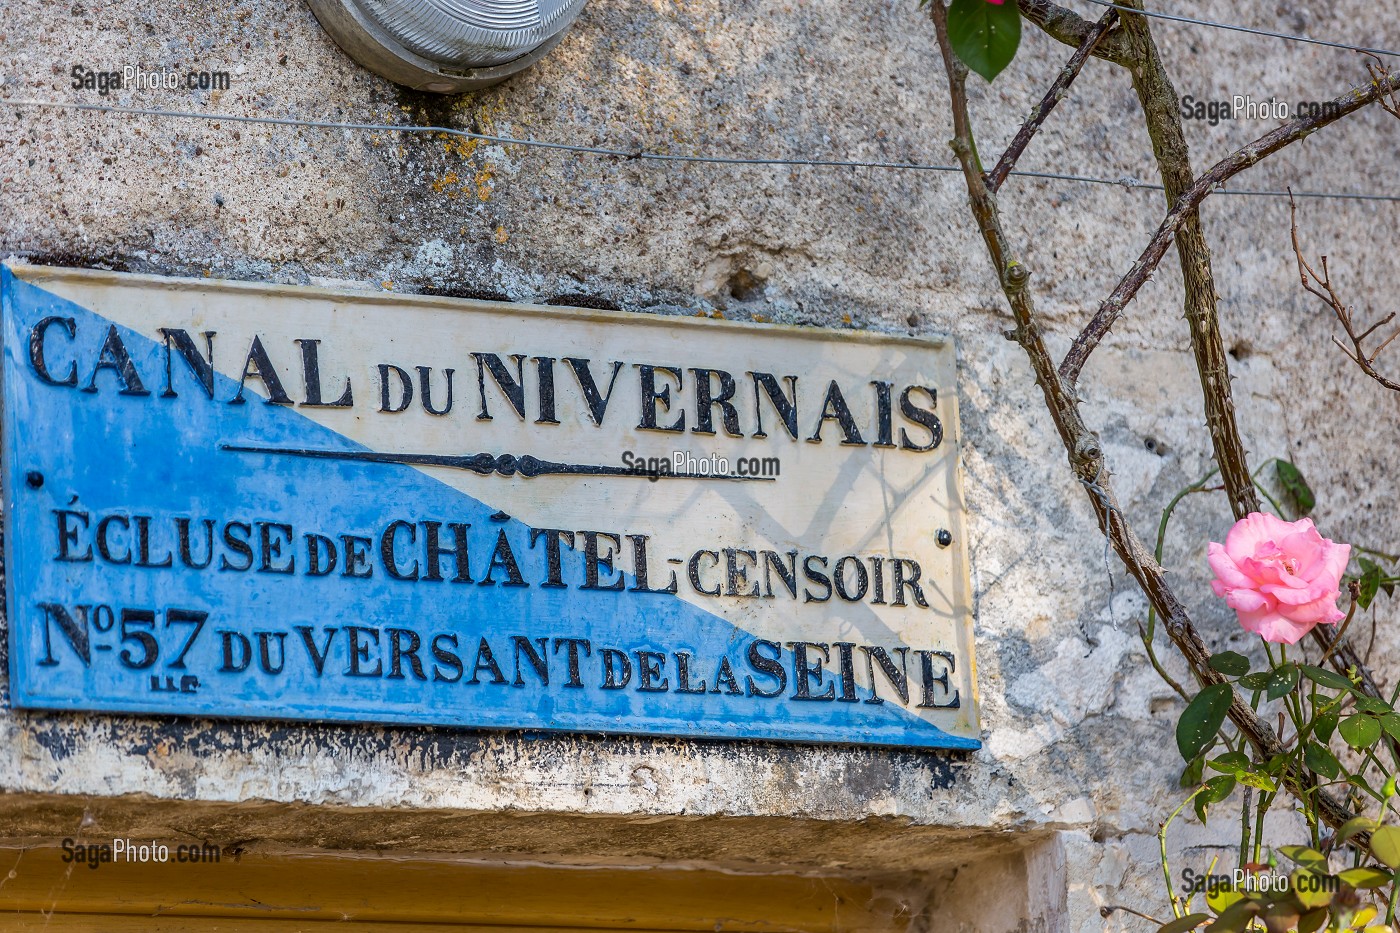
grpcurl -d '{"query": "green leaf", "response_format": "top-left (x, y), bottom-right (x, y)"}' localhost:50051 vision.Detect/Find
top-left (1278, 845), bottom-right (1328, 870)
top-left (946, 0), bottom-right (1022, 82)
top-left (1157, 913), bottom-right (1209, 933)
top-left (1180, 754), bottom-right (1206, 788)
top-left (1370, 825), bottom-right (1400, 869)
top-left (1200, 774), bottom-right (1236, 803)
top-left (1235, 770), bottom-right (1278, 792)
top-left (1292, 870), bottom-right (1334, 911)
top-left (1207, 751), bottom-right (1251, 775)
top-left (1195, 774), bottom-right (1235, 824)
top-left (1349, 772), bottom-right (1381, 801)
top-left (1304, 741), bottom-right (1341, 779)
top-left (1276, 840), bottom-right (1327, 879)
top-left (1204, 898), bottom-right (1258, 933)
top-left (1359, 558), bottom-right (1382, 610)
top-left (1339, 866), bottom-right (1393, 889)
top-left (1275, 459), bottom-right (1316, 517)
top-left (1266, 663), bottom-right (1300, 701)
top-left (1297, 907), bottom-right (1328, 932)
top-left (1356, 696), bottom-right (1393, 715)
top-left (1383, 713), bottom-right (1400, 744)
top-left (1340, 713), bottom-right (1383, 749)
top-left (1239, 671), bottom-right (1273, 691)
top-left (1301, 664), bottom-right (1353, 691)
top-left (1209, 651), bottom-right (1251, 677)
top-left (1259, 901), bottom-right (1302, 933)
top-left (1339, 815), bottom-right (1380, 842)
top-left (1314, 708), bottom-right (1340, 743)
top-left (1205, 886), bottom-right (1244, 915)
top-left (1177, 684), bottom-right (1234, 762)
top-left (1353, 906), bottom-right (1381, 929)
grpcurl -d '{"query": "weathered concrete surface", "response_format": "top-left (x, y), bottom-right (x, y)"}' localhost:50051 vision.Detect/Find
top-left (3, 0), bottom-right (1400, 929)
top-left (0, 792), bottom-right (1047, 874)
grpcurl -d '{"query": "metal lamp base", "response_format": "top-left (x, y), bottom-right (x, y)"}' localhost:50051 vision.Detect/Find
top-left (305, 0), bottom-right (583, 93)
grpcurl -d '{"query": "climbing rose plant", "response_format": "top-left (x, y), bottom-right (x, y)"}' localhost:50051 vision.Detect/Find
top-left (1150, 462), bottom-right (1400, 932)
top-left (921, 0), bottom-right (1400, 928)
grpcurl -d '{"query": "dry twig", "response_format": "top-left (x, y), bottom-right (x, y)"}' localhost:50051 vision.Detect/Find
top-left (1290, 193), bottom-right (1400, 393)
top-left (985, 8), bottom-right (1119, 192)
top-left (1366, 53), bottom-right (1400, 118)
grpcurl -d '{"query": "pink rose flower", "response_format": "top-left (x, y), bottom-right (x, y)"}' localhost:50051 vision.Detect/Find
top-left (1209, 512), bottom-right (1349, 644)
top-left (1208, 512), bottom-right (1350, 645)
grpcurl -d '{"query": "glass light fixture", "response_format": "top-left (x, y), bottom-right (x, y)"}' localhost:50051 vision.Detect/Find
top-left (307, 0), bottom-right (590, 93)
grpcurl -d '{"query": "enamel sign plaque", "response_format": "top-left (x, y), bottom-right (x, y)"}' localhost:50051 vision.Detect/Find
top-left (1, 264), bottom-right (979, 749)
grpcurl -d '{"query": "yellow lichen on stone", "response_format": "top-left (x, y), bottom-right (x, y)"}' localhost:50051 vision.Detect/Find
top-left (430, 172), bottom-right (460, 194)
top-left (473, 97), bottom-right (507, 136)
top-left (444, 136), bottom-right (479, 160)
top-left (494, 225), bottom-right (509, 244)
top-left (475, 166), bottom-right (495, 201)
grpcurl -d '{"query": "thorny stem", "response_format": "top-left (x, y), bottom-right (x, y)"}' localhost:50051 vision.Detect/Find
top-left (1017, 0), bottom-right (1136, 66)
top-left (1142, 469), bottom-right (1220, 703)
top-left (1253, 791), bottom-right (1272, 865)
top-left (985, 7), bottom-right (1119, 192)
top-left (1058, 66), bottom-right (1400, 386)
top-left (1246, 458), bottom-right (1286, 516)
top-left (1251, 479), bottom-right (1285, 518)
top-left (1112, 1), bottom-right (1260, 531)
top-left (925, 0), bottom-right (1358, 835)
top-left (1158, 784), bottom-right (1209, 918)
top-left (1239, 785), bottom-right (1252, 871)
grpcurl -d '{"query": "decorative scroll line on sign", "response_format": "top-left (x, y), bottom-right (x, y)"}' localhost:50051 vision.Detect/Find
top-left (220, 444), bottom-right (778, 482)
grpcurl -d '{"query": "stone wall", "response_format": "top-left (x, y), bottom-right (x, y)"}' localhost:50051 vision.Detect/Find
top-left (3, 0), bottom-right (1398, 928)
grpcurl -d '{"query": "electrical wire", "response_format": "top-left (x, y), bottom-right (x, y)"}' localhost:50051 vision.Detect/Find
top-left (1078, 0), bottom-right (1400, 60)
top-left (7, 97), bottom-right (1400, 204)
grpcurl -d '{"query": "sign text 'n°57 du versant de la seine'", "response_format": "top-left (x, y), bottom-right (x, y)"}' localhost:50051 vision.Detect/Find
top-left (1, 263), bottom-right (979, 749)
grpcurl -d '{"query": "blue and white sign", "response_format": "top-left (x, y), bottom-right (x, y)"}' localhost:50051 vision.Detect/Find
top-left (2, 263), bottom-right (979, 749)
